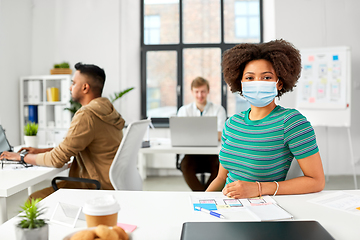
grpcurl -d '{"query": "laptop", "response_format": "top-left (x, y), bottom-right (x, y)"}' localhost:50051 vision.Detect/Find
top-left (0, 125), bottom-right (13, 154)
top-left (0, 125), bottom-right (22, 165)
top-left (180, 221), bottom-right (334, 240)
top-left (169, 116), bottom-right (218, 147)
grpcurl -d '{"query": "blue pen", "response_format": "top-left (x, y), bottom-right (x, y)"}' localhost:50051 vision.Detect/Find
top-left (195, 206), bottom-right (225, 219)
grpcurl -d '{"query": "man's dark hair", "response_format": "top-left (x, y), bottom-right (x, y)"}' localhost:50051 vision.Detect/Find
top-left (75, 62), bottom-right (106, 96)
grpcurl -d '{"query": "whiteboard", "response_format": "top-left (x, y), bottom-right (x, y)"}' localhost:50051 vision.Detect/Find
top-left (296, 46), bottom-right (351, 127)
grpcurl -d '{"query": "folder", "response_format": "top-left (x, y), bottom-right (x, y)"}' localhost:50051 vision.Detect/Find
top-left (46, 130), bottom-right (55, 145)
top-left (23, 106), bottom-right (29, 123)
top-left (28, 105), bottom-right (38, 123)
top-left (61, 80), bottom-right (70, 103)
top-left (54, 105), bottom-right (63, 128)
top-left (37, 129), bottom-right (46, 145)
top-left (51, 87), bottom-right (59, 101)
top-left (28, 80), bottom-right (41, 103)
top-left (54, 130), bottom-right (67, 145)
top-left (47, 87), bottom-right (60, 102)
top-left (62, 108), bottom-right (71, 128)
top-left (38, 105), bottom-right (45, 128)
top-left (23, 82), bottom-right (29, 103)
top-left (28, 82), bottom-right (33, 103)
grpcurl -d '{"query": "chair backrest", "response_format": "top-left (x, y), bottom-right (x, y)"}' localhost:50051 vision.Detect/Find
top-left (109, 119), bottom-right (151, 190)
top-left (285, 158), bottom-right (304, 180)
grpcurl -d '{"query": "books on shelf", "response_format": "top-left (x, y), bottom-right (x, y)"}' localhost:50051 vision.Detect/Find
top-left (21, 75), bottom-right (72, 146)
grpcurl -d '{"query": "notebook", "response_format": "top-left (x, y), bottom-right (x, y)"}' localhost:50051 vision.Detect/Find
top-left (169, 116), bottom-right (218, 147)
top-left (246, 203), bottom-right (293, 221)
top-left (180, 221), bottom-right (334, 240)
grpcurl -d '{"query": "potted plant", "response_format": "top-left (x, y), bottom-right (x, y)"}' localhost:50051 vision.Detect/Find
top-left (64, 99), bottom-right (82, 117)
top-left (15, 198), bottom-right (48, 240)
top-left (24, 122), bottom-right (38, 148)
top-left (50, 61), bottom-right (72, 75)
top-left (109, 87), bottom-right (135, 104)
top-left (64, 87), bottom-right (135, 116)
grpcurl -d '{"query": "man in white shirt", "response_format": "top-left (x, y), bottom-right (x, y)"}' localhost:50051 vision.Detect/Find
top-left (177, 77), bottom-right (226, 191)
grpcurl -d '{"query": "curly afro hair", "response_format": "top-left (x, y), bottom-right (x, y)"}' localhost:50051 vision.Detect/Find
top-left (222, 39), bottom-right (301, 98)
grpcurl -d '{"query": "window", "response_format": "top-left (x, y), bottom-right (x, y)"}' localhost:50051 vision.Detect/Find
top-left (141, 0), bottom-right (262, 125)
top-left (234, 1), bottom-right (260, 39)
top-left (146, 51), bottom-right (178, 117)
top-left (144, 15), bottom-right (161, 44)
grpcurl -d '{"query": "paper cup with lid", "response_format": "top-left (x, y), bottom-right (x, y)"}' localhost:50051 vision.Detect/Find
top-left (82, 195), bottom-right (120, 227)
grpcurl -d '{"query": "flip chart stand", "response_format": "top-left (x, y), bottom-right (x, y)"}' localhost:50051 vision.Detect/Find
top-left (324, 127), bottom-right (357, 189)
top-left (346, 127), bottom-right (358, 189)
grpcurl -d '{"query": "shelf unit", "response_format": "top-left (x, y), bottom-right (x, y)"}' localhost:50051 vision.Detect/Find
top-left (19, 75), bottom-right (72, 146)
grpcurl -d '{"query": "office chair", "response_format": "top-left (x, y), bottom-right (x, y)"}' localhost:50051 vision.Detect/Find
top-left (109, 119), bottom-right (150, 190)
top-left (52, 176), bottom-right (101, 190)
top-left (285, 158), bottom-right (304, 180)
top-left (52, 119), bottom-right (151, 192)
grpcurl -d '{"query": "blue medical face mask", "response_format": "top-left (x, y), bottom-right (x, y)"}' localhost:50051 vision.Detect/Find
top-left (241, 80), bottom-right (279, 107)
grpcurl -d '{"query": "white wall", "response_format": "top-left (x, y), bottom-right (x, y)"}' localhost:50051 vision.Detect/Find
top-left (118, 0), bottom-right (141, 124)
top-left (0, 0), bottom-right (32, 145)
top-left (274, 0), bottom-right (360, 175)
top-left (262, 0), bottom-right (276, 42)
top-left (31, 0), bottom-right (125, 117)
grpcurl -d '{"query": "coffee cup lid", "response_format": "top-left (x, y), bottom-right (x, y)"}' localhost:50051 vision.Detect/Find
top-left (82, 195), bottom-right (120, 216)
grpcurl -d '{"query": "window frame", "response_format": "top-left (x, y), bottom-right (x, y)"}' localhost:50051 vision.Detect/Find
top-left (140, 0), bottom-right (263, 127)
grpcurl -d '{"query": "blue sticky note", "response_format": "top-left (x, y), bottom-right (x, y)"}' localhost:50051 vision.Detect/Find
top-left (333, 55), bottom-right (339, 61)
top-left (193, 203), bottom-right (217, 211)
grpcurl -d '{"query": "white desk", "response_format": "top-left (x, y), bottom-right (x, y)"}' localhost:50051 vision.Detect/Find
top-left (0, 164), bottom-right (68, 224)
top-left (0, 189), bottom-right (359, 239)
top-left (138, 138), bottom-right (221, 179)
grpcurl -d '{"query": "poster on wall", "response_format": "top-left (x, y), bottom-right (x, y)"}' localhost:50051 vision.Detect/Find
top-left (296, 46), bottom-right (350, 110)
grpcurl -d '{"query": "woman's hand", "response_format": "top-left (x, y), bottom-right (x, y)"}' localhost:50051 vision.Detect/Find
top-left (0, 151), bottom-right (20, 161)
top-left (222, 180), bottom-right (260, 199)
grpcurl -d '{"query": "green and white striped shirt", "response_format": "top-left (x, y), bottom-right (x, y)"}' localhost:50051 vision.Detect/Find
top-left (220, 105), bottom-right (318, 185)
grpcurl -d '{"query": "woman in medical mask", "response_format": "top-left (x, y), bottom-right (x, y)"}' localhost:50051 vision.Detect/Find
top-left (206, 39), bottom-right (325, 198)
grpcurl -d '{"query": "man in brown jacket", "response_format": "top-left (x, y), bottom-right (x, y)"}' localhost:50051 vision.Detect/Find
top-left (0, 62), bottom-right (125, 199)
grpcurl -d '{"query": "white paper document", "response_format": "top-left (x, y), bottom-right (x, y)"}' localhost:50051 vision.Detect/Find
top-left (309, 191), bottom-right (360, 215)
top-left (246, 204), bottom-right (293, 221)
top-left (190, 195), bottom-right (293, 221)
